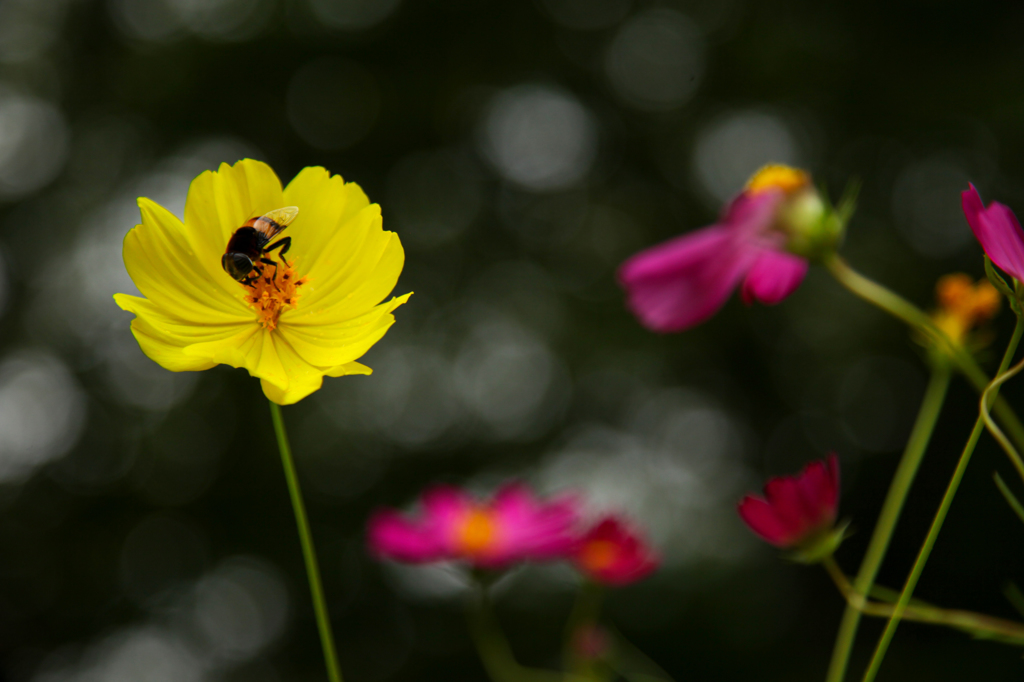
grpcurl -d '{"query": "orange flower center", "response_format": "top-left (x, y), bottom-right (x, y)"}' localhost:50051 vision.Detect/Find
top-left (932, 273), bottom-right (1000, 344)
top-left (578, 539), bottom-right (619, 572)
top-left (243, 259), bottom-right (308, 331)
top-left (457, 508), bottom-right (498, 556)
top-left (745, 164), bottom-right (811, 195)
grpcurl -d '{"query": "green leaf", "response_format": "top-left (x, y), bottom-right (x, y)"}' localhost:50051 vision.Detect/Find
top-left (836, 178), bottom-right (861, 225)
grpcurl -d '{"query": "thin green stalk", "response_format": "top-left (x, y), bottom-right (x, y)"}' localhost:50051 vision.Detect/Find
top-left (981, 354), bottom-right (1024, 484)
top-left (824, 363), bottom-right (952, 682)
top-left (860, 313), bottom-right (1024, 682)
top-left (269, 401), bottom-right (343, 682)
top-left (822, 556), bottom-right (1024, 644)
top-left (994, 472), bottom-right (1024, 525)
top-left (466, 583), bottom-right (565, 682)
top-left (562, 580), bottom-right (604, 674)
top-left (823, 253), bottom-right (1024, 453)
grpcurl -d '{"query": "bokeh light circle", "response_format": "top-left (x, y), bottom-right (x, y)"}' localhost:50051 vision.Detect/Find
top-left (604, 9), bottom-right (705, 112)
top-left (479, 84), bottom-right (598, 192)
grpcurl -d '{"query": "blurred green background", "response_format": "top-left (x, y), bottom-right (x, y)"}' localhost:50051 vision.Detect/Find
top-left (1, 0), bottom-right (1024, 680)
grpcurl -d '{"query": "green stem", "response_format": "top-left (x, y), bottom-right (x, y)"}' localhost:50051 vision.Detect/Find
top-left (994, 472), bottom-right (1024, 525)
top-left (959, 351), bottom-right (1024, 456)
top-left (822, 556), bottom-right (1024, 643)
top-left (981, 353), bottom-right (1024, 484)
top-left (859, 313), bottom-right (1024, 682)
top-left (824, 363), bottom-right (952, 682)
top-left (269, 401), bottom-right (343, 682)
top-left (823, 254), bottom-right (1024, 454)
top-left (562, 581), bottom-right (605, 675)
top-left (467, 582), bottom-right (565, 682)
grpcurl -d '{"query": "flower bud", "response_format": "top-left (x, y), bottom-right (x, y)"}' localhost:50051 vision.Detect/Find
top-left (737, 454), bottom-right (845, 563)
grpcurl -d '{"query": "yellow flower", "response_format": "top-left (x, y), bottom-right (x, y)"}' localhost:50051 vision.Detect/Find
top-left (114, 159), bottom-right (410, 405)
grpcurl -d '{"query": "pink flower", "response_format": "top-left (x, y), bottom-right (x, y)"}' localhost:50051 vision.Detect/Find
top-left (962, 184), bottom-right (1024, 282)
top-left (737, 454), bottom-right (839, 549)
top-left (367, 483), bottom-right (579, 569)
top-left (571, 516), bottom-right (659, 586)
top-left (617, 165), bottom-right (814, 332)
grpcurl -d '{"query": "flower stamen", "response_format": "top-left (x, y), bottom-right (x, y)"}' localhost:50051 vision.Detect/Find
top-left (244, 259), bottom-right (308, 331)
top-left (456, 507), bottom-right (498, 557)
top-left (745, 164), bottom-right (811, 195)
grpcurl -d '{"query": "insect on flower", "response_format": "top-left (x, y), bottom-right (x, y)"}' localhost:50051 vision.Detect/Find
top-left (114, 159), bottom-right (410, 405)
top-left (222, 206), bottom-right (298, 286)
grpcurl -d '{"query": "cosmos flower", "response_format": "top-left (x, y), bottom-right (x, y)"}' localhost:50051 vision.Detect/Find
top-left (366, 483), bottom-right (579, 569)
top-left (962, 184), bottom-right (1024, 282)
top-left (617, 165), bottom-right (825, 332)
top-left (930, 273), bottom-right (1000, 347)
top-left (737, 454), bottom-right (840, 550)
top-left (570, 516), bottom-right (659, 586)
top-left (114, 159), bottom-right (410, 405)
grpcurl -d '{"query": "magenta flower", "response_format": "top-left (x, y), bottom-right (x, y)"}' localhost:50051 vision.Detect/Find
top-left (367, 483), bottom-right (579, 569)
top-left (962, 184), bottom-right (1024, 282)
top-left (571, 516), bottom-right (659, 586)
top-left (617, 165), bottom-right (815, 332)
top-left (737, 454), bottom-right (839, 549)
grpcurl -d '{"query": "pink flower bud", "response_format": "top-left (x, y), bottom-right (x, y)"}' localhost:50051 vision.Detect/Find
top-left (737, 454), bottom-right (840, 550)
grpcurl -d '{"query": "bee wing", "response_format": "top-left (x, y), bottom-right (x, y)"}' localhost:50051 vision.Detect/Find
top-left (252, 206), bottom-right (299, 239)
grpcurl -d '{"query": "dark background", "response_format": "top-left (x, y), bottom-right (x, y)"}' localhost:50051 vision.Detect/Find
top-left (1, 0), bottom-right (1023, 680)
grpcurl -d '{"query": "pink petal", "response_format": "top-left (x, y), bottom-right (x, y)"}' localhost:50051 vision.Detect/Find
top-left (618, 226), bottom-right (748, 332)
top-left (962, 184), bottom-right (1024, 282)
top-left (421, 485), bottom-right (472, 550)
top-left (720, 188), bottom-right (785, 237)
top-left (740, 248), bottom-right (808, 305)
top-left (617, 191), bottom-right (782, 333)
top-left (737, 454), bottom-right (841, 549)
top-left (763, 477), bottom-right (815, 533)
top-left (492, 483), bottom-right (580, 562)
top-left (367, 510), bottom-right (445, 562)
top-left (737, 496), bottom-right (797, 547)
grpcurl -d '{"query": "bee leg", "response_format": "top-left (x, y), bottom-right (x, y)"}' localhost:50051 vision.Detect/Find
top-left (242, 263), bottom-right (265, 287)
top-left (260, 257), bottom-right (283, 292)
top-left (265, 237), bottom-right (292, 268)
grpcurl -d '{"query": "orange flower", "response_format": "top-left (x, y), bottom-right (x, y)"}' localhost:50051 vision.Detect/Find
top-left (931, 273), bottom-right (1000, 346)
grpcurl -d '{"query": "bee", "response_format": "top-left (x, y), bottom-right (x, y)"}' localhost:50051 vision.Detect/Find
top-left (221, 206), bottom-right (299, 286)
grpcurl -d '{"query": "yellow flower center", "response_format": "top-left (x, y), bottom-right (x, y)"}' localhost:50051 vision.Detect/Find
top-left (243, 259), bottom-right (308, 331)
top-left (578, 539), bottom-right (619, 572)
top-left (745, 164), bottom-right (811, 195)
top-left (932, 273), bottom-right (1000, 345)
top-left (457, 508), bottom-right (498, 556)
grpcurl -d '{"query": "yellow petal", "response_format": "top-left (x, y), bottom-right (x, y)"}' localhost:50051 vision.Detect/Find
top-left (282, 166), bottom-right (372, 278)
top-left (115, 293), bottom-right (253, 370)
top-left (277, 293), bottom-right (409, 367)
top-left (325, 361), bottom-right (373, 377)
top-left (182, 159), bottom-right (286, 294)
top-left (124, 198), bottom-right (251, 321)
top-left (297, 232), bottom-right (405, 326)
top-left (260, 335), bottom-right (330, 405)
top-left (127, 321), bottom-right (218, 372)
top-left (287, 207), bottom-right (405, 324)
top-left (181, 324), bottom-right (262, 368)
